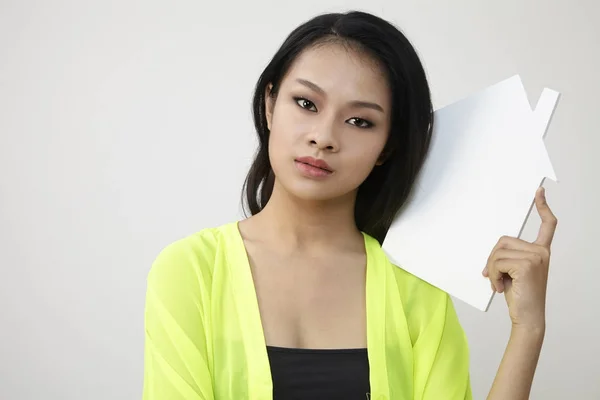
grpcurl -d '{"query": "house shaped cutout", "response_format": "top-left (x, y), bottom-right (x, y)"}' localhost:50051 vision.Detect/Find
top-left (382, 75), bottom-right (560, 311)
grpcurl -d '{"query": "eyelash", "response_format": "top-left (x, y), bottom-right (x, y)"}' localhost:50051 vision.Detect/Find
top-left (292, 96), bottom-right (375, 129)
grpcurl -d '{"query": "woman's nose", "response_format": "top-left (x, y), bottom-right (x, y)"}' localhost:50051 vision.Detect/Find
top-left (308, 121), bottom-right (339, 152)
top-left (309, 136), bottom-right (338, 151)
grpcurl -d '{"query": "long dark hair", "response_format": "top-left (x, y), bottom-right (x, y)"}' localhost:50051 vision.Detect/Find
top-left (242, 10), bottom-right (433, 244)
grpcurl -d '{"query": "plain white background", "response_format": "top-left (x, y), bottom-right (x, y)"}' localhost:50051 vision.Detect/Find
top-left (1, 1), bottom-right (598, 399)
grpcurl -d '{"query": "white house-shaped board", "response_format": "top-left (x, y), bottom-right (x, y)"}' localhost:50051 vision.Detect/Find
top-left (382, 75), bottom-right (560, 311)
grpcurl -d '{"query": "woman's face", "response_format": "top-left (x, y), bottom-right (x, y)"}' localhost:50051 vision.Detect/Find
top-left (265, 42), bottom-right (392, 203)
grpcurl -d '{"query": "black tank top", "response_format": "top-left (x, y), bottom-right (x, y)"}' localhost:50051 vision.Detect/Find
top-left (266, 345), bottom-right (371, 399)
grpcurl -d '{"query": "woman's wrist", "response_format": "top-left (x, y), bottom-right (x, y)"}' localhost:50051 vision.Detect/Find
top-left (511, 320), bottom-right (546, 341)
top-left (508, 323), bottom-right (546, 358)
top-left (486, 321), bottom-right (546, 399)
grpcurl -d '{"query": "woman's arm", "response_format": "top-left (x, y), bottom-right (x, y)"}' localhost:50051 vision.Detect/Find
top-left (483, 187), bottom-right (557, 399)
top-left (487, 325), bottom-right (545, 400)
top-left (143, 240), bottom-right (215, 400)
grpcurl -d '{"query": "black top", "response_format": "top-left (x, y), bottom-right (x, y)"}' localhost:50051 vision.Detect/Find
top-left (266, 345), bottom-right (371, 399)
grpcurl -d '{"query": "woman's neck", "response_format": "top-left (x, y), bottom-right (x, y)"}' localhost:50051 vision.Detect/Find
top-left (247, 181), bottom-right (362, 254)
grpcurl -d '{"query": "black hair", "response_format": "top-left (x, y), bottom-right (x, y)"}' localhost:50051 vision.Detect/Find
top-left (242, 10), bottom-right (433, 244)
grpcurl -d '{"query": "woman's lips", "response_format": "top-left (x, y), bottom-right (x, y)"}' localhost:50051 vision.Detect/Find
top-left (295, 160), bottom-right (333, 178)
top-left (295, 156), bottom-right (333, 172)
top-left (294, 156), bottom-right (334, 178)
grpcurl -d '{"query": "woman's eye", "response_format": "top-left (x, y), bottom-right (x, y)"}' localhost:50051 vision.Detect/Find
top-left (294, 97), bottom-right (317, 112)
top-left (294, 97), bottom-right (373, 129)
top-left (348, 117), bottom-right (373, 129)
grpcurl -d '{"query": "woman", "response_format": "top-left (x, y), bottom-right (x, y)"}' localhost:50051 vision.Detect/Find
top-left (143, 10), bottom-right (557, 400)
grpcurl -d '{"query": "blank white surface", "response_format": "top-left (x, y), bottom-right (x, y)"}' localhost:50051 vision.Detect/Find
top-left (383, 75), bottom-right (559, 311)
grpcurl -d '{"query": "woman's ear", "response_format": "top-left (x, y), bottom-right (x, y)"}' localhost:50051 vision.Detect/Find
top-left (265, 83), bottom-right (274, 131)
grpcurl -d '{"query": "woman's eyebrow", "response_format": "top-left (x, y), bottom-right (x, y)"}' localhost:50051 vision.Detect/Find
top-left (295, 78), bottom-right (385, 113)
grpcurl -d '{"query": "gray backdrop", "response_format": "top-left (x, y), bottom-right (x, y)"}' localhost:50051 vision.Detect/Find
top-left (1, 0), bottom-right (598, 398)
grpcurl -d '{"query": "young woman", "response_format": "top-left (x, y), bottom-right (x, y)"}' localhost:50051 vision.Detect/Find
top-left (143, 11), bottom-right (557, 400)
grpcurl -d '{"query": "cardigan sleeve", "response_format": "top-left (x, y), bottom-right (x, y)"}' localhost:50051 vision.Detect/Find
top-left (412, 293), bottom-right (473, 400)
top-left (142, 240), bottom-right (215, 400)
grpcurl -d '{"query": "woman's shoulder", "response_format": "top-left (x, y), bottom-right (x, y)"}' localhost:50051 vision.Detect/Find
top-left (389, 262), bottom-right (449, 305)
top-left (153, 224), bottom-right (222, 260)
top-left (147, 222), bottom-right (237, 285)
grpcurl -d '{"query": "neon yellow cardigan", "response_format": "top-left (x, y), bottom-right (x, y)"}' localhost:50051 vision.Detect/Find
top-left (143, 222), bottom-right (472, 399)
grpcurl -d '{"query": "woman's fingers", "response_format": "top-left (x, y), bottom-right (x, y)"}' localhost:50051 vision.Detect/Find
top-left (492, 249), bottom-right (544, 267)
top-left (483, 187), bottom-right (556, 295)
top-left (483, 248), bottom-right (535, 277)
top-left (486, 258), bottom-right (506, 293)
top-left (534, 187), bottom-right (558, 248)
top-left (484, 248), bottom-right (544, 291)
top-left (487, 259), bottom-right (530, 293)
top-left (483, 241), bottom-right (538, 275)
top-left (483, 236), bottom-right (549, 277)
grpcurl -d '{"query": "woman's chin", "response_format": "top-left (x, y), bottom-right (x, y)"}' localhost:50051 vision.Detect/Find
top-left (283, 181), bottom-right (354, 203)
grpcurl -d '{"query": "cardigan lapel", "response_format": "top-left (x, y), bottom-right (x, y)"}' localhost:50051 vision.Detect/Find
top-left (225, 222), bottom-right (273, 399)
top-left (364, 232), bottom-right (391, 399)
top-left (364, 233), bottom-right (414, 400)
